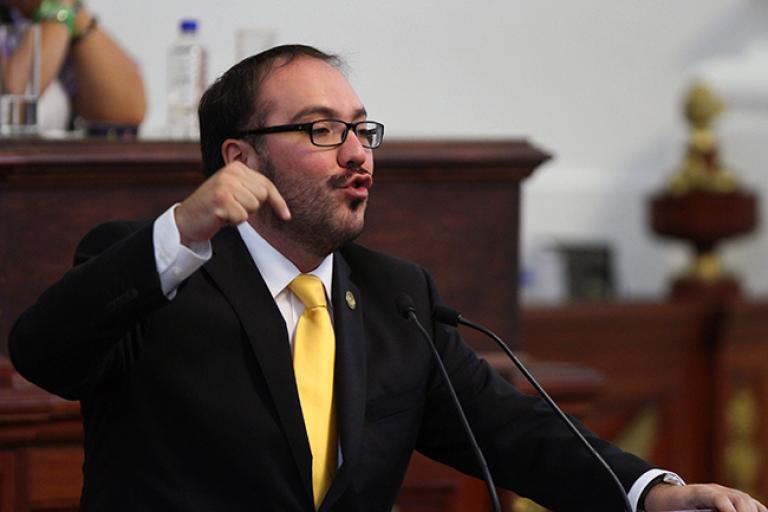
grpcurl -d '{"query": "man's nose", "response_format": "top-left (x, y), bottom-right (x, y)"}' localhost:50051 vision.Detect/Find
top-left (337, 131), bottom-right (368, 169)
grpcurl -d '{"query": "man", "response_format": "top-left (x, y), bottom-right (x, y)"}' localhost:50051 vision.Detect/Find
top-left (8, 45), bottom-right (766, 512)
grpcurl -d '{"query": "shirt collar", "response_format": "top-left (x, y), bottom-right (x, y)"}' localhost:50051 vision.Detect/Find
top-left (236, 222), bottom-right (334, 301)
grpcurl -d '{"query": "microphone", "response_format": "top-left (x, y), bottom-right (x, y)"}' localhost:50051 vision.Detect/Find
top-left (433, 304), bottom-right (633, 512)
top-left (396, 294), bottom-right (501, 512)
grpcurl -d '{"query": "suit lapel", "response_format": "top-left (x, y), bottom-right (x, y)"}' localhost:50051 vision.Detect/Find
top-left (321, 251), bottom-right (367, 510)
top-left (202, 228), bottom-right (313, 504)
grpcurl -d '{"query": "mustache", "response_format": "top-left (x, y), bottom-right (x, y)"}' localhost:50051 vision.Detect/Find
top-left (328, 167), bottom-right (373, 188)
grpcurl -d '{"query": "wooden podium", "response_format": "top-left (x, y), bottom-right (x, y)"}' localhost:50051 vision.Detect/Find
top-left (0, 138), bottom-right (553, 511)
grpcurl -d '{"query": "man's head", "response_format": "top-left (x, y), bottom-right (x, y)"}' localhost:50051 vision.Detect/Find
top-left (199, 45), bottom-right (344, 176)
top-left (199, 44), bottom-right (381, 262)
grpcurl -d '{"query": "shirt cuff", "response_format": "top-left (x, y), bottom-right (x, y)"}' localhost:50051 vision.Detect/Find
top-left (153, 204), bottom-right (212, 298)
top-left (628, 469), bottom-right (685, 512)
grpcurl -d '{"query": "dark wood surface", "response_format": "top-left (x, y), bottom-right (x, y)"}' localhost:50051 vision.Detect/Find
top-left (0, 373), bottom-right (82, 512)
top-left (520, 300), bottom-right (716, 484)
top-left (519, 297), bottom-right (768, 504)
top-left (714, 299), bottom-right (768, 502)
top-left (650, 190), bottom-right (759, 248)
top-left (0, 138), bottom-right (550, 355)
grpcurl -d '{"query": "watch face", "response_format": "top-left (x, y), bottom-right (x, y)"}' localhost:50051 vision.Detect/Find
top-left (662, 473), bottom-right (685, 486)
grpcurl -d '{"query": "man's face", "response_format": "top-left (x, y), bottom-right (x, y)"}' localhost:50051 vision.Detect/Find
top-left (254, 57), bottom-right (375, 257)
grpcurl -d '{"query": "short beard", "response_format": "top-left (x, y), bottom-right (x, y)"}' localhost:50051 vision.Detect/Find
top-left (258, 157), bottom-right (367, 258)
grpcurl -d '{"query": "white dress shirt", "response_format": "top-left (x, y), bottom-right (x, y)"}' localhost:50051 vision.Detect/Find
top-left (236, 220), bottom-right (333, 345)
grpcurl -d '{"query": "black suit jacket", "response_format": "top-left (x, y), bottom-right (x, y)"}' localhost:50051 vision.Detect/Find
top-left (9, 221), bottom-right (653, 511)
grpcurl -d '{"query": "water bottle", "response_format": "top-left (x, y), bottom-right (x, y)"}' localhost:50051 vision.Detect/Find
top-left (167, 19), bottom-right (207, 139)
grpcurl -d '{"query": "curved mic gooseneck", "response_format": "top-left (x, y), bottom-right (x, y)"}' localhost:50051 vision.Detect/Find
top-left (395, 294), bottom-right (502, 512)
top-left (433, 304), bottom-right (633, 512)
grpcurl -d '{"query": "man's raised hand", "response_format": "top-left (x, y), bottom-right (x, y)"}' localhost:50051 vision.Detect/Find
top-left (174, 162), bottom-right (290, 246)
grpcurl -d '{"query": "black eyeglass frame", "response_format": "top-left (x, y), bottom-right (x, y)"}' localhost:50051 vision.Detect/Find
top-left (236, 119), bottom-right (385, 149)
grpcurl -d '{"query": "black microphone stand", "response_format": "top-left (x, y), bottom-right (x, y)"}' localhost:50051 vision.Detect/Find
top-left (397, 295), bottom-right (502, 512)
top-left (433, 305), bottom-right (633, 512)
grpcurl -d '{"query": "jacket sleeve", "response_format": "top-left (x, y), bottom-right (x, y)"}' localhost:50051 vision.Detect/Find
top-left (412, 268), bottom-right (653, 511)
top-left (8, 221), bottom-right (168, 400)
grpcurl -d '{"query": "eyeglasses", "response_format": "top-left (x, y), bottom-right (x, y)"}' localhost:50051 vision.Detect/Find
top-left (237, 119), bottom-right (385, 149)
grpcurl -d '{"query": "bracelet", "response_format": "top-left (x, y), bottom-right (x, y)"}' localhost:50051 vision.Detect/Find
top-left (32, 0), bottom-right (77, 38)
top-left (71, 15), bottom-right (98, 45)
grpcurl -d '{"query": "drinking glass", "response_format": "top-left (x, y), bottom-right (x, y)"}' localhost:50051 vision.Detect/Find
top-left (0, 22), bottom-right (40, 137)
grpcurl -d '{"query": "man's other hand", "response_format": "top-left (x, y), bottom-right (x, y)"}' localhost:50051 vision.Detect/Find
top-left (645, 482), bottom-right (767, 512)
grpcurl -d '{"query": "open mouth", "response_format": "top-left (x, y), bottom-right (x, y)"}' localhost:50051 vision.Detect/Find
top-left (344, 172), bottom-right (373, 190)
top-left (331, 169), bottom-right (373, 200)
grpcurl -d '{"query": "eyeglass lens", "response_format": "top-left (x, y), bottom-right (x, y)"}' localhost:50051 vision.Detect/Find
top-left (310, 120), bottom-right (382, 148)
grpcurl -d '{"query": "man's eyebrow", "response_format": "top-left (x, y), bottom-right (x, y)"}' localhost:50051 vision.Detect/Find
top-left (290, 106), bottom-right (368, 123)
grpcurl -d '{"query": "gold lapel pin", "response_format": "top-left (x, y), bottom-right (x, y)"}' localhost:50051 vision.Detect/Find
top-left (345, 291), bottom-right (357, 310)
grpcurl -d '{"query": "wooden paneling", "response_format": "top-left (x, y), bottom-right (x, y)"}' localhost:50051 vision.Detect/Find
top-left (0, 452), bottom-right (15, 512)
top-left (24, 446), bottom-right (82, 511)
top-left (520, 300), bottom-right (716, 484)
top-left (0, 380), bottom-right (81, 512)
top-left (715, 300), bottom-right (768, 502)
top-left (518, 297), bottom-right (768, 503)
top-left (0, 139), bottom-right (549, 354)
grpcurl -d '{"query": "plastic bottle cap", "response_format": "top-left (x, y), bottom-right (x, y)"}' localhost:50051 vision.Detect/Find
top-left (180, 19), bottom-right (198, 33)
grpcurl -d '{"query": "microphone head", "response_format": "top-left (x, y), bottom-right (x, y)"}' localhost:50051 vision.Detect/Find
top-left (395, 293), bottom-right (417, 319)
top-left (433, 304), bottom-right (461, 326)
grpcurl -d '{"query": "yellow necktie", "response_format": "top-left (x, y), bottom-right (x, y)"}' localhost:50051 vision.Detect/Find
top-left (289, 274), bottom-right (337, 509)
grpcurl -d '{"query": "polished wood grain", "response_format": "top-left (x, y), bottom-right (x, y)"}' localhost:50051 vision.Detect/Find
top-left (0, 138), bottom-right (549, 355)
top-left (519, 300), bottom-right (716, 484)
top-left (714, 299), bottom-right (768, 501)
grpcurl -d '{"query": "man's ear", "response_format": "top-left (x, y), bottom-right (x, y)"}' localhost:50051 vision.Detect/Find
top-left (221, 138), bottom-right (257, 166)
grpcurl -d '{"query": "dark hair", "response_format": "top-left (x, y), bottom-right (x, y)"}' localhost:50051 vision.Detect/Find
top-left (198, 44), bottom-right (343, 176)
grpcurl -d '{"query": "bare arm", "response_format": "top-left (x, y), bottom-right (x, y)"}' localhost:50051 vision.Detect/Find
top-left (0, 4), bottom-right (68, 94)
top-left (6, 0), bottom-right (146, 124)
top-left (68, 5), bottom-right (147, 124)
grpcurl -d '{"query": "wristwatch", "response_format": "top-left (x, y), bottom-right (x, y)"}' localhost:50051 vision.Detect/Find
top-left (32, 0), bottom-right (77, 37)
top-left (638, 473), bottom-right (685, 511)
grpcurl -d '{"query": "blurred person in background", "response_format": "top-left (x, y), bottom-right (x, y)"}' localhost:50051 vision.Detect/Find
top-left (1, 0), bottom-right (145, 130)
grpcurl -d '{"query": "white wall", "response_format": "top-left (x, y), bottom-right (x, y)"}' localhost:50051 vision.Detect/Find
top-left (88, 0), bottom-right (768, 300)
